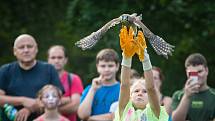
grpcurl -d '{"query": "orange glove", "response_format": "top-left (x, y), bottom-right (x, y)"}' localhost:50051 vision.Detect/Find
top-left (135, 30), bottom-right (147, 61)
top-left (119, 25), bottom-right (147, 61)
top-left (119, 26), bottom-right (138, 58)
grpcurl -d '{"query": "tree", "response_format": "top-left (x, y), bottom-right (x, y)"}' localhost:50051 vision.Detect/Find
top-left (0, 0), bottom-right (214, 96)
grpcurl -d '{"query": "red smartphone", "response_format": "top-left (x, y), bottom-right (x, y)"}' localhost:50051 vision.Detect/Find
top-left (189, 71), bottom-right (198, 84)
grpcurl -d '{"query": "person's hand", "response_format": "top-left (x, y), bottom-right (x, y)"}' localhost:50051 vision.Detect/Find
top-left (136, 30), bottom-right (147, 61)
top-left (21, 97), bottom-right (36, 110)
top-left (119, 26), bottom-right (136, 58)
top-left (119, 26), bottom-right (147, 61)
top-left (21, 97), bottom-right (43, 113)
top-left (184, 78), bottom-right (200, 98)
top-left (15, 108), bottom-right (31, 121)
top-left (91, 75), bottom-right (104, 91)
top-left (33, 98), bottom-right (44, 114)
top-left (60, 97), bottom-right (71, 106)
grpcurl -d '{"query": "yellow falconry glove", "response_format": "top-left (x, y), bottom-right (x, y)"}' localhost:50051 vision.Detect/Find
top-left (119, 26), bottom-right (139, 58)
top-left (135, 30), bottom-right (147, 61)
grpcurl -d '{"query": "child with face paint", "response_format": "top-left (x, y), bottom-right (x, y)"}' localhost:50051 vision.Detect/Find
top-left (34, 85), bottom-right (69, 121)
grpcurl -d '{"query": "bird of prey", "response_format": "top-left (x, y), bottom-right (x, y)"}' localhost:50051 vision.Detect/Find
top-left (75, 13), bottom-right (174, 59)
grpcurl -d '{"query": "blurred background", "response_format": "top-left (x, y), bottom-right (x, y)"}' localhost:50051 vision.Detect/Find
top-left (0, 0), bottom-right (214, 97)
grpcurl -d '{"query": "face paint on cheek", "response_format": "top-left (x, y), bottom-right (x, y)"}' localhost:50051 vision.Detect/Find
top-left (42, 91), bottom-right (60, 109)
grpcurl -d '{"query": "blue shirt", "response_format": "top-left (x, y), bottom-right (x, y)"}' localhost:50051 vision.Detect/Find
top-left (81, 82), bottom-right (120, 115)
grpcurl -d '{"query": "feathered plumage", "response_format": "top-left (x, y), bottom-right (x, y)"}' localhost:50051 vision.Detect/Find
top-left (75, 13), bottom-right (174, 58)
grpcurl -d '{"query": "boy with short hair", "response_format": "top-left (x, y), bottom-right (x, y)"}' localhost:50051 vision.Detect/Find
top-left (78, 48), bottom-right (120, 121)
top-left (172, 53), bottom-right (215, 121)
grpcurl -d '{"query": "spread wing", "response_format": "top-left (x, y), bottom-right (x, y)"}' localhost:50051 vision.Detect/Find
top-left (75, 17), bottom-right (121, 50)
top-left (148, 35), bottom-right (175, 59)
top-left (75, 13), bottom-right (175, 59)
top-left (133, 18), bottom-right (175, 59)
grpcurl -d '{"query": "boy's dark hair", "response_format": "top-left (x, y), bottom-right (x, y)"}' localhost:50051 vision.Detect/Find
top-left (185, 53), bottom-right (207, 68)
top-left (47, 45), bottom-right (68, 58)
top-left (96, 48), bottom-right (119, 64)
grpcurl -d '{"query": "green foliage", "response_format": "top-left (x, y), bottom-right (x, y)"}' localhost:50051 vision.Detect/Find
top-left (0, 0), bottom-right (215, 96)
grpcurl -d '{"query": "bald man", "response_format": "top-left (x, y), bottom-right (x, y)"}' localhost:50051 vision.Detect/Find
top-left (0, 34), bottom-right (64, 121)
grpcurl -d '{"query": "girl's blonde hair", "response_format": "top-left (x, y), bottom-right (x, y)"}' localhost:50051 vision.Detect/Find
top-left (37, 84), bottom-right (62, 100)
top-left (130, 78), bottom-right (145, 93)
